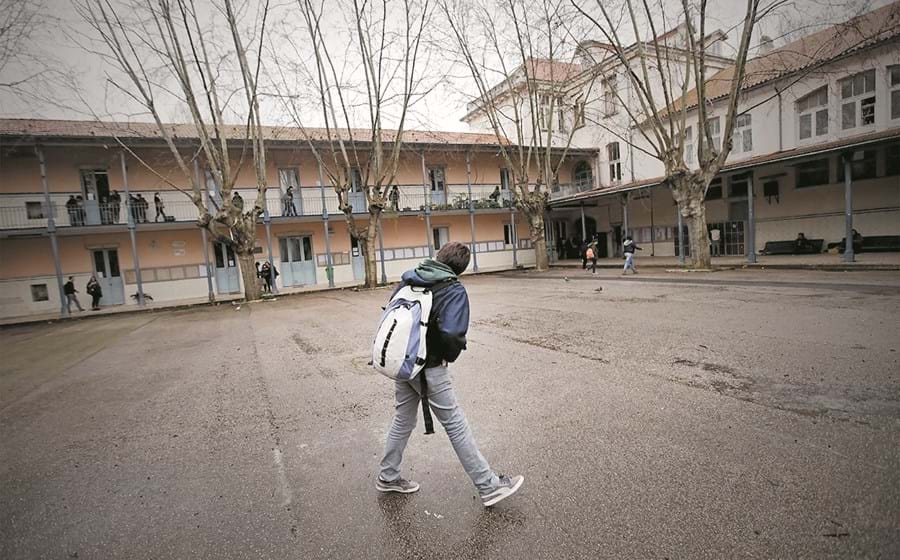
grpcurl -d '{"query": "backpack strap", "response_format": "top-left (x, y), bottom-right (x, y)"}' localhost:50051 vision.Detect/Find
top-left (420, 373), bottom-right (435, 435)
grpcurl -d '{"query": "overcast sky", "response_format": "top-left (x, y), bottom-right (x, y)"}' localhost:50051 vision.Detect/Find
top-left (0, 0), bottom-right (888, 132)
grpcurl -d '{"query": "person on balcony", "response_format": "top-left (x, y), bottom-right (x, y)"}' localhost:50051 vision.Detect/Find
top-left (283, 187), bottom-right (297, 216)
top-left (232, 191), bottom-right (244, 213)
top-left (109, 190), bottom-right (122, 223)
top-left (154, 192), bottom-right (168, 222)
top-left (65, 196), bottom-right (79, 226)
top-left (489, 185), bottom-right (501, 207)
top-left (389, 185), bottom-right (400, 212)
top-left (136, 194), bottom-right (150, 222)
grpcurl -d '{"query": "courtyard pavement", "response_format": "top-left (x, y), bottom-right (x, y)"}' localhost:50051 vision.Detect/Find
top-left (1, 269), bottom-right (899, 559)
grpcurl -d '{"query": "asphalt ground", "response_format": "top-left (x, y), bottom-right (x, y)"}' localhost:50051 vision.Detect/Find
top-left (2, 268), bottom-right (899, 559)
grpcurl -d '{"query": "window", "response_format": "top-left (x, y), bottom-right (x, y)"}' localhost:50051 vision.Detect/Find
top-left (763, 180), bottom-right (780, 199)
top-left (573, 161), bottom-right (593, 190)
top-left (729, 173), bottom-right (750, 198)
top-left (797, 86), bottom-right (829, 140)
top-left (539, 95), bottom-right (551, 130)
top-left (731, 114), bottom-right (753, 153)
top-left (840, 69), bottom-right (876, 129)
top-left (684, 126), bottom-right (693, 164)
top-left (557, 96), bottom-right (566, 133)
top-left (603, 77), bottom-right (618, 116)
top-left (607, 142), bottom-right (622, 183)
top-left (886, 144), bottom-right (900, 176)
top-left (705, 178), bottom-right (722, 200)
top-left (890, 65), bottom-right (900, 120)
top-left (706, 116), bottom-right (721, 151)
top-left (350, 167), bottom-right (363, 191)
top-left (499, 168), bottom-right (511, 191)
top-left (837, 150), bottom-right (877, 182)
top-left (503, 223), bottom-right (517, 246)
top-left (278, 167), bottom-right (299, 192)
top-left (26, 201), bottom-right (46, 219)
top-left (574, 100), bottom-right (586, 129)
top-left (796, 158), bottom-right (830, 188)
top-left (428, 167), bottom-right (446, 192)
top-left (30, 284), bottom-right (49, 302)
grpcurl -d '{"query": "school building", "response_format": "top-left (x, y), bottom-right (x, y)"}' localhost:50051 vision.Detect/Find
top-left (0, 120), bottom-right (592, 319)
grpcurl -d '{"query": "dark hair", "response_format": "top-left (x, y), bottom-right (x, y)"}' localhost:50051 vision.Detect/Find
top-left (435, 241), bottom-right (470, 275)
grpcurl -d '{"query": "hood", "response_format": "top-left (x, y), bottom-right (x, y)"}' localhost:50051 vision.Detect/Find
top-left (401, 258), bottom-right (457, 287)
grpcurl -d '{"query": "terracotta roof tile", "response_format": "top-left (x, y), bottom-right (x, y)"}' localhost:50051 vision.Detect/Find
top-left (668, 1), bottom-right (900, 114)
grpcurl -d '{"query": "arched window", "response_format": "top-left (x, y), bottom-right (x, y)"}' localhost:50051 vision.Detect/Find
top-left (574, 161), bottom-right (593, 190)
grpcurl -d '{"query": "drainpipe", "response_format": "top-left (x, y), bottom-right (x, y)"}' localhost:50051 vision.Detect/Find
top-left (194, 159), bottom-right (215, 302)
top-left (317, 161), bottom-right (335, 287)
top-left (421, 151), bottom-right (433, 257)
top-left (36, 146), bottom-right (67, 317)
top-left (746, 170), bottom-right (757, 263)
top-left (775, 85), bottom-right (783, 152)
top-left (466, 150), bottom-right (479, 272)
top-left (120, 152), bottom-right (145, 306)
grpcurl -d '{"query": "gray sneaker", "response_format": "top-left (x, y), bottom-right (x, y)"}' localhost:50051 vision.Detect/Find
top-left (481, 474), bottom-right (524, 507)
top-left (376, 477), bottom-right (420, 494)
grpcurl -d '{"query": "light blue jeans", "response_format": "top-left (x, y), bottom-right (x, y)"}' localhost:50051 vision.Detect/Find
top-left (624, 252), bottom-right (635, 271)
top-left (379, 366), bottom-right (499, 494)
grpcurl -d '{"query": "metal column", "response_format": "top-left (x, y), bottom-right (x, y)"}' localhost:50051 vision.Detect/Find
top-left (843, 153), bottom-right (855, 263)
top-left (36, 146), bottom-right (68, 316)
top-left (622, 193), bottom-right (629, 238)
top-left (677, 204), bottom-right (685, 265)
top-left (510, 204), bottom-right (518, 268)
top-left (377, 219), bottom-right (387, 284)
top-left (466, 151), bottom-right (478, 272)
top-left (746, 171), bottom-right (757, 263)
top-left (194, 159), bottom-right (215, 301)
top-left (263, 208), bottom-right (277, 293)
top-left (120, 152), bottom-right (145, 306)
top-left (318, 161), bottom-right (335, 287)
top-left (421, 152), bottom-right (433, 257)
top-left (580, 202), bottom-right (587, 241)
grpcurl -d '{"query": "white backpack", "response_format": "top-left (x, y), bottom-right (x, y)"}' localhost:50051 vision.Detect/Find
top-left (372, 281), bottom-right (454, 381)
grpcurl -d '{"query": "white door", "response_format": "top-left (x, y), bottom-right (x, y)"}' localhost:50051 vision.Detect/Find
top-left (432, 227), bottom-right (450, 251)
top-left (429, 167), bottom-right (446, 206)
top-left (351, 236), bottom-right (365, 280)
top-left (92, 249), bottom-right (125, 305)
top-left (349, 167), bottom-right (366, 212)
top-left (279, 236), bottom-right (317, 286)
top-left (214, 243), bottom-right (240, 294)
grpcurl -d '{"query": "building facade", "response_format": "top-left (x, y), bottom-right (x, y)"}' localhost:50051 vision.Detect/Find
top-left (0, 121), bottom-right (592, 319)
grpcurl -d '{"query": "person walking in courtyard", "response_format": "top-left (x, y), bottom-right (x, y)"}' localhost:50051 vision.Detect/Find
top-left (623, 235), bottom-right (641, 275)
top-left (86, 275), bottom-right (103, 310)
top-left (587, 239), bottom-right (598, 274)
top-left (154, 192), bottom-right (167, 222)
top-left (376, 241), bottom-right (524, 507)
top-left (64, 276), bottom-right (84, 312)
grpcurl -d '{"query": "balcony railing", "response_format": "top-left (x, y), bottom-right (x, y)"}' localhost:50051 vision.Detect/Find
top-left (0, 183), bottom-right (568, 231)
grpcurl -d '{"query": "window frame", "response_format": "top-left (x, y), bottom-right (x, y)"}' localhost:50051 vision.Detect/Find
top-left (839, 69), bottom-right (876, 130)
top-left (684, 126), bottom-right (694, 164)
top-left (797, 86), bottom-right (829, 141)
top-left (603, 77), bottom-right (618, 116)
top-left (25, 201), bottom-right (47, 219)
top-left (728, 172), bottom-right (751, 198)
top-left (278, 167), bottom-right (300, 193)
top-left (837, 149), bottom-right (878, 182)
top-left (889, 65), bottom-right (900, 121)
top-left (704, 177), bottom-right (723, 200)
top-left (795, 158), bottom-right (831, 189)
top-left (731, 113), bottom-right (753, 154)
top-left (606, 142), bottom-right (622, 183)
top-left (705, 116), bottom-right (721, 151)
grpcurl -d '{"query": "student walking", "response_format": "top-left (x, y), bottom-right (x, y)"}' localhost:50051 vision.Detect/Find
top-left (64, 276), bottom-right (84, 312)
top-left (586, 241), bottom-right (598, 274)
top-left (376, 242), bottom-right (524, 507)
top-left (154, 192), bottom-right (168, 222)
top-left (86, 275), bottom-right (103, 310)
top-left (623, 235), bottom-right (641, 274)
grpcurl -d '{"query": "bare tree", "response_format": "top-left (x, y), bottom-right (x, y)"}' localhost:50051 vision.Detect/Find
top-left (269, 0), bottom-right (431, 288)
top-left (74, 0), bottom-right (271, 300)
top-left (441, 0), bottom-right (593, 271)
top-left (569, 0), bottom-right (768, 268)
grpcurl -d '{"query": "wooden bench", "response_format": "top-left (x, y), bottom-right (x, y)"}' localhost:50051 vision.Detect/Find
top-left (829, 235), bottom-right (900, 253)
top-left (761, 239), bottom-right (824, 255)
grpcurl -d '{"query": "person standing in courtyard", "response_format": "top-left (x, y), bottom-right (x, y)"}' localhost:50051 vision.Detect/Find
top-left (623, 235), bottom-right (641, 275)
top-left (64, 276), bottom-right (84, 312)
top-left (86, 275), bottom-right (103, 310)
top-left (376, 241), bottom-right (524, 507)
top-left (587, 239), bottom-right (598, 274)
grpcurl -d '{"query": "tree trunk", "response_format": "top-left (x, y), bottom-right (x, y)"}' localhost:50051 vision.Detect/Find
top-left (684, 197), bottom-right (711, 269)
top-left (237, 249), bottom-right (262, 301)
top-left (529, 212), bottom-right (549, 271)
top-left (363, 212), bottom-right (381, 288)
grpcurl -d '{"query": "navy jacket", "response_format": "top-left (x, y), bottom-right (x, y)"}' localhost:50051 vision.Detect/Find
top-left (393, 268), bottom-right (470, 368)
